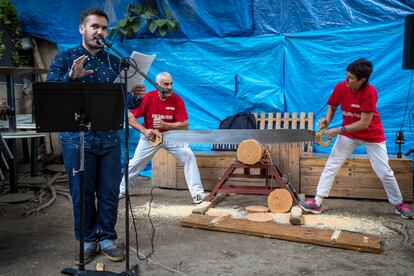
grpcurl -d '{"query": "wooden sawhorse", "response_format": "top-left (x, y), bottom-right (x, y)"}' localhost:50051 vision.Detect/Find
top-left (204, 149), bottom-right (299, 205)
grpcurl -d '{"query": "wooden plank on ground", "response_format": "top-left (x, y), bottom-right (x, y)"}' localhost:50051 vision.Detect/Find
top-left (181, 214), bottom-right (381, 254)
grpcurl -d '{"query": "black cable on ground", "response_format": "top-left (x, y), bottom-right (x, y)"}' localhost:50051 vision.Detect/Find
top-left (129, 186), bottom-right (156, 261)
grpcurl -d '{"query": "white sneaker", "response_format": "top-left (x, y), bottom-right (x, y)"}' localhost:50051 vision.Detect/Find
top-left (192, 192), bottom-right (209, 204)
top-left (118, 191), bottom-right (125, 199)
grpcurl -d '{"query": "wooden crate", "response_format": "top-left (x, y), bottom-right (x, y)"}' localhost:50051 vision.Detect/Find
top-left (152, 112), bottom-right (314, 191)
top-left (152, 149), bottom-right (231, 190)
top-left (300, 153), bottom-right (413, 202)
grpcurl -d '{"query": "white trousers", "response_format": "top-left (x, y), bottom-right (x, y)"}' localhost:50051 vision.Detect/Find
top-left (120, 135), bottom-right (204, 198)
top-left (316, 135), bottom-right (403, 205)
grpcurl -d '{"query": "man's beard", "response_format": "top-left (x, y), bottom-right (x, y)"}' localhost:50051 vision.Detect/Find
top-left (163, 90), bottom-right (173, 97)
top-left (85, 33), bottom-right (103, 50)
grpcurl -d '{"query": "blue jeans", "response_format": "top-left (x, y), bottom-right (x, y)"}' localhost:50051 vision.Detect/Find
top-left (61, 136), bottom-right (121, 242)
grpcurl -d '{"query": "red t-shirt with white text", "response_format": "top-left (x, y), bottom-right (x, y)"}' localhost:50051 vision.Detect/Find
top-left (130, 90), bottom-right (188, 132)
top-left (327, 81), bottom-right (385, 143)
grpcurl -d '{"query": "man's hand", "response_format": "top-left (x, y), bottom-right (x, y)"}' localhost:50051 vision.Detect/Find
top-left (143, 128), bottom-right (156, 141)
top-left (131, 84), bottom-right (146, 99)
top-left (69, 55), bottom-right (94, 80)
top-left (153, 118), bottom-right (166, 130)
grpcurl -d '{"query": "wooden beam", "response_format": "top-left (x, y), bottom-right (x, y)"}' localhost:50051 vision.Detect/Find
top-left (181, 214), bottom-right (381, 254)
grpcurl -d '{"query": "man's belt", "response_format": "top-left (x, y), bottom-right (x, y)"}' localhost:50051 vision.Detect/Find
top-left (149, 129), bottom-right (318, 147)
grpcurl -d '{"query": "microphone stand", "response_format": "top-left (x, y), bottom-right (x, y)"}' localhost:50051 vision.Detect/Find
top-left (98, 39), bottom-right (161, 276)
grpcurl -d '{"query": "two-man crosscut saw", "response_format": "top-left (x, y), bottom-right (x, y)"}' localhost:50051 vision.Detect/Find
top-left (149, 129), bottom-right (326, 147)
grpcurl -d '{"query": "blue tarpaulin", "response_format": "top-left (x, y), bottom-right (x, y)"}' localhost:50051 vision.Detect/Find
top-left (12, 0), bottom-right (414, 159)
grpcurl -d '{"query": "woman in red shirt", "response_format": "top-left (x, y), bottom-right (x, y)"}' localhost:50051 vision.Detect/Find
top-left (300, 58), bottom-right (413, 219)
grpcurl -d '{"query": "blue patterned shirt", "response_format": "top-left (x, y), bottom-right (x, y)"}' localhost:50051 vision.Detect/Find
top-left (46, 45), bottom-right (141, 148)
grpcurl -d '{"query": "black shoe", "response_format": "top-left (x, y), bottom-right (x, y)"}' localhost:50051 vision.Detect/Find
top-left (74, 243), bottom-right (98, 265)
top-left (99, 240), bottom-right (124, 262)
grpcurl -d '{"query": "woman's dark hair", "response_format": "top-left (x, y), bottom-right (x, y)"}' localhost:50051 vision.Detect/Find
top-left (80, 8), bottom-right (109, 24)
top-left (346, 58), bottom-right (373, 87)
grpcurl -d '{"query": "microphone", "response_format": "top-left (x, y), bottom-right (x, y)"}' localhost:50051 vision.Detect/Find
top-left (96, 35), bottom-right (111, 47)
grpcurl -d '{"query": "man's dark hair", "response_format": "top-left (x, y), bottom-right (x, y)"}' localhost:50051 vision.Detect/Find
top-left (346, 58), bottom-right (373, 87)
top-left (80, 8), bottom-right (109, 24)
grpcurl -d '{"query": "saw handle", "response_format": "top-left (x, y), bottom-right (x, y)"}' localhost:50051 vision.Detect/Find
top-left (315, 129), bottom-right (331, 147)
top-left (149, 129), bottom-right (163, 147)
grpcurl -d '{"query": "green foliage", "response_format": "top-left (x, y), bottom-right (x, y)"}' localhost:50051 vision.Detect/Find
top-left (0, 0), bottom-right (28, 66)
top-left (108, 1), bottom-right (179, 42)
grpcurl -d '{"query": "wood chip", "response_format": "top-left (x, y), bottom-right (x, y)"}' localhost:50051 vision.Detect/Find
top-left (246, 213), bottom-right (273, 222)
top-left (245, 205), bottom-right (270, 213)
top-left (96, 262), bottom-right (105, 271)
top-left (330, 230), bottom-right (342, 244)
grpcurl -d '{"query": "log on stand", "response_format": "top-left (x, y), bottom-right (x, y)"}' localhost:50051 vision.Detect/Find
top-left (236, 139), bottom-right (263, 165)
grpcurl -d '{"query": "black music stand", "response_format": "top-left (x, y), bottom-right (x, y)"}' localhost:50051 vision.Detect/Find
top-left (33, 82), bottom-right (124, 275)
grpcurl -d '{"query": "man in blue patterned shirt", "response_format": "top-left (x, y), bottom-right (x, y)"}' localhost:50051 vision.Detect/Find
top-left (46, 8), bottom-right (145, 265)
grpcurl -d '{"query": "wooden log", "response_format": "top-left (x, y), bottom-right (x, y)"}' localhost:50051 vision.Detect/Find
top-left (245, 205), bottom-right (270, 213)
top-left (236, 139), bottom-right (263, 165)
top-left (180, 214), bottom-right (381, 253)
top-left (267, 188), bottom-right (293, 213)
top-left (289, 205), bottom-right (303, 225)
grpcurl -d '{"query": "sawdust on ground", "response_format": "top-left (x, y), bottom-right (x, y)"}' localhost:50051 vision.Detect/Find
top-left (129, 203), bottom-right (393, 237)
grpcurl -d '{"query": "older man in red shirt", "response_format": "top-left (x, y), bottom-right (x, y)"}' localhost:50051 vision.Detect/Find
top-left (119, 72), bottom-right (208, 204)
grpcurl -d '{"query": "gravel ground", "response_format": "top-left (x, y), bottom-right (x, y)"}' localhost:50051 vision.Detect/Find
top-left (0, 174), bottom-right (413, 276)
